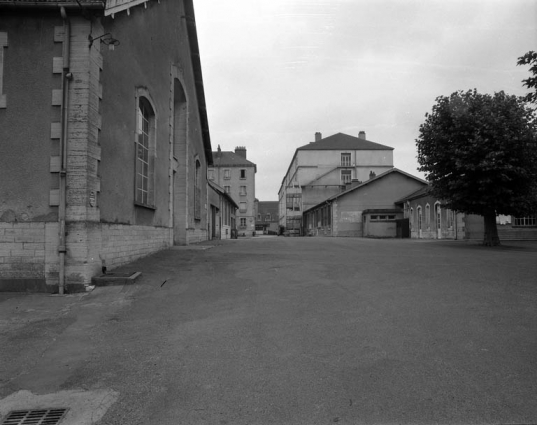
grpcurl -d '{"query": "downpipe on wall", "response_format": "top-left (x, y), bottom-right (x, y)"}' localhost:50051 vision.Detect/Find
top-left (58, 6), bottom-right (72, 295)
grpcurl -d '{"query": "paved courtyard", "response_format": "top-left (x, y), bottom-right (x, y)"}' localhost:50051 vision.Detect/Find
top-left (1, 237), bottom-right (536, 424)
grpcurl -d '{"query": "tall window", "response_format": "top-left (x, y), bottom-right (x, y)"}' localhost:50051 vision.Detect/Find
top-left (265, 213), bottom-right (271, 221)
top-left (240, 186), bottom-right (246, 195)
top-left (136, 96), bottom-right (155, 207)
top-left (425, 204), bottom-right (430, 228)
top-left (194, 159), bottom-right (201, 220)
top-left (0, 32), bottom-right (7, 108)
top-left (224, 169), bottom-right (230, 180)
top-left (286, 193), bottom-right (301, 211)
top-left (447, 209), bottom-right (454, 229)
top-left (207, 169), bottom-right (214, 180)
top-left (341, 153), bottom-right (351, 167)
top-left (417, 207), bottom-right (422, 231)
top-left (240, 169), bottom-right (246, 179)
top-left (240, 217), bottom-right (247, 227)
top-left (224, 186), bottom-right (230, 193)
top-left (239, 201), bottom-right (247, 212)
top-left (341, 170), bottom-right (352, 185)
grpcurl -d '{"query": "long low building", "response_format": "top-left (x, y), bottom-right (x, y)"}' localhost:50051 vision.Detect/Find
top-left (303, 168), bottom-right (427, 238)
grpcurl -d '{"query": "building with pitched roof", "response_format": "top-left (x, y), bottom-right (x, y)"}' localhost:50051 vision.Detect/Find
top-left (254, 200), bottom-right (279, 235)
top-left (395, 186), bottom-right (537, 241)
top-left (208, 146), bottom-right (257, 236)
top-left (208, 180), bottom-right (239, 240)
top-left (278, 131), bottom-right (394, 235)
top-left (0, 0), bottom-right (213, 292)
top-left (303, 168), bottom-right (427, 238)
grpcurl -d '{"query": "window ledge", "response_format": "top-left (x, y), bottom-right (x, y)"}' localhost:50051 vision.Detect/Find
top-left (134, 202), bottom-right (156, 211)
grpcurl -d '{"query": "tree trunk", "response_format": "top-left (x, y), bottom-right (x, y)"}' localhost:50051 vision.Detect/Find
top-left (483, 210), bottom-right (500, 246)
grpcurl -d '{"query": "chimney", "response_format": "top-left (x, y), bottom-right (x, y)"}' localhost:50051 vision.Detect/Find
top-left (235, 146), bottom-right (246, 159)
top-left (315, 132), bottom-right (322, 142)
top-left (358, 131), bottom-right (366, 140)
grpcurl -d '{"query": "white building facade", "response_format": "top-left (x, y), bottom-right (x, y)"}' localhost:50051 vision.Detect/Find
top-left (278, 131), bottom-right (394, 235)
top-left (208, 146), bottom-right (257, 236)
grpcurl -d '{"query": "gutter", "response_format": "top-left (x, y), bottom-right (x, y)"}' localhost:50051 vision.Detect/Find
top-left (58, 6), bottom-right (72, 295)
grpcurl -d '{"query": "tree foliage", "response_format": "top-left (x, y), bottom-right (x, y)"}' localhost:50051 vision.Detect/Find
top-left (416, 89), bottom-right (537, 245)
top-left (517, 51), bottom-right (537, 105)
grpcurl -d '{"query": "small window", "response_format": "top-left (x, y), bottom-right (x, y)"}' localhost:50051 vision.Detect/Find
top-left (224, 169), bottom-right (230, 180)
top-left (208, 169), bottom-right (214, 180)
top-left (341, 170), bottom-right (352, 185)
top-left (265, 213), bottom-right (271, 221)
top-left (240, 186), bottom-right (246, 195)
top-left (371, 215), bottom-right (378, 220)
top-left (341, 153), bottom-right (351, 167)
top-left (240, 169), bottom-right (246, 179)
top-left (257, 213), bottom-right (261, 220)
top-left (240, 217), bottom-right (247, 227)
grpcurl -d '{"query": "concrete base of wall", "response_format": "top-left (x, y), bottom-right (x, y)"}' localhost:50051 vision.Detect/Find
top-left (0, 278), bottom-right (86, 293)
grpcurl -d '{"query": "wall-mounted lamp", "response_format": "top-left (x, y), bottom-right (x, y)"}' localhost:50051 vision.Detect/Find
top-left (88, 33), bottom-right (120, 50)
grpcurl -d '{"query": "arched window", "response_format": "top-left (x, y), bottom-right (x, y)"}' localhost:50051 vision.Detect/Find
top-left (425, 204), bottom-right (430, 229)
top-left (417, 206), bottom-right (422, 231)
top-left (135, 94), bottom-right (156, 207)
top-left (410, 207), bottom-right (414, 229)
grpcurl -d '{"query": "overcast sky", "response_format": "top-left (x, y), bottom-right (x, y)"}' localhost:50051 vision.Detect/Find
top-left (194, 0), bottom-right (536, 201)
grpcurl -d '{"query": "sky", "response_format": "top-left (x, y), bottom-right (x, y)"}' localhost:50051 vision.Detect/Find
top-left (193, 0), bottom-right (536, 201)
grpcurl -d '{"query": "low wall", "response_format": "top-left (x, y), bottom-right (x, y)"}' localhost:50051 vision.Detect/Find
top-left (0, 222), bottom-right (172, 291)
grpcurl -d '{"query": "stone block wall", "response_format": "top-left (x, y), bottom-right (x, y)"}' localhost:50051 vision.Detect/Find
top-left (100, 224), bottom-right (172, 271)
top-left (0, 222), bottom-right (59, 291)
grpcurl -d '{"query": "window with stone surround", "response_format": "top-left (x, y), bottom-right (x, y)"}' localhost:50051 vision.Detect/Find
top-left (135, 94), bottom-right (156, 207)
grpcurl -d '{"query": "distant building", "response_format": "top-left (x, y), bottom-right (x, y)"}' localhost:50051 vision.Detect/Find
top-left (208, 146), bottom-right (257, 236)
top-left (304, 168), bottom-right (427, 238)
top-left (254, 200), bottom-right (279, 235)
top-left (208, 181), bottom-right (238, 240)
top-left (0, 0), bottom-right (213, 292)
top-left (279, 131), bottom-right (394, 235)
top-left (396, 186), bottom-right (537, 240)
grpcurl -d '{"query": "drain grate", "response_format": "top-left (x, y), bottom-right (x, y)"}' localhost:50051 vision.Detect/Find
top-left (1, 409), bottom-right (68, 425)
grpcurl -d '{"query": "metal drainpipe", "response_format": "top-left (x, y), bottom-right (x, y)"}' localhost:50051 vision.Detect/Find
top-left (58, 6), bottom-right (71, 295)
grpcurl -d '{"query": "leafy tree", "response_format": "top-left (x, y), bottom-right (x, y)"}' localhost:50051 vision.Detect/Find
top-left (517, 51), bottom-right (537, 105)
top-left (416, 89), bottom-right (537, 246)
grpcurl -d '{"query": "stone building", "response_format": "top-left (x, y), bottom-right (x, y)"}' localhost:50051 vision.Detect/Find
top-left (303, 169), bottom-right (427, 238)
top-left (0, 0), bottom-right (213, 292)
top-left (254, 200), bottom-right (279, 235)
top-left (396, 186), bottom-right (537, 241)
top-left (208, 146), bottom-right (257, 236)
top-left (208, 181), bottom-right (238, 240)
top-left (279, 131), bottom-right (394, 235)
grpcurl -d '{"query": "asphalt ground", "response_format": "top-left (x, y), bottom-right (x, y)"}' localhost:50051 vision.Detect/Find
top-left (1, 237), bottom-right (536, 425)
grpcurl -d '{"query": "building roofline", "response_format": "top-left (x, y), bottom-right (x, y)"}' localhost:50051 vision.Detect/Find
top-left (303, 168), bottom-right (427, 213)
